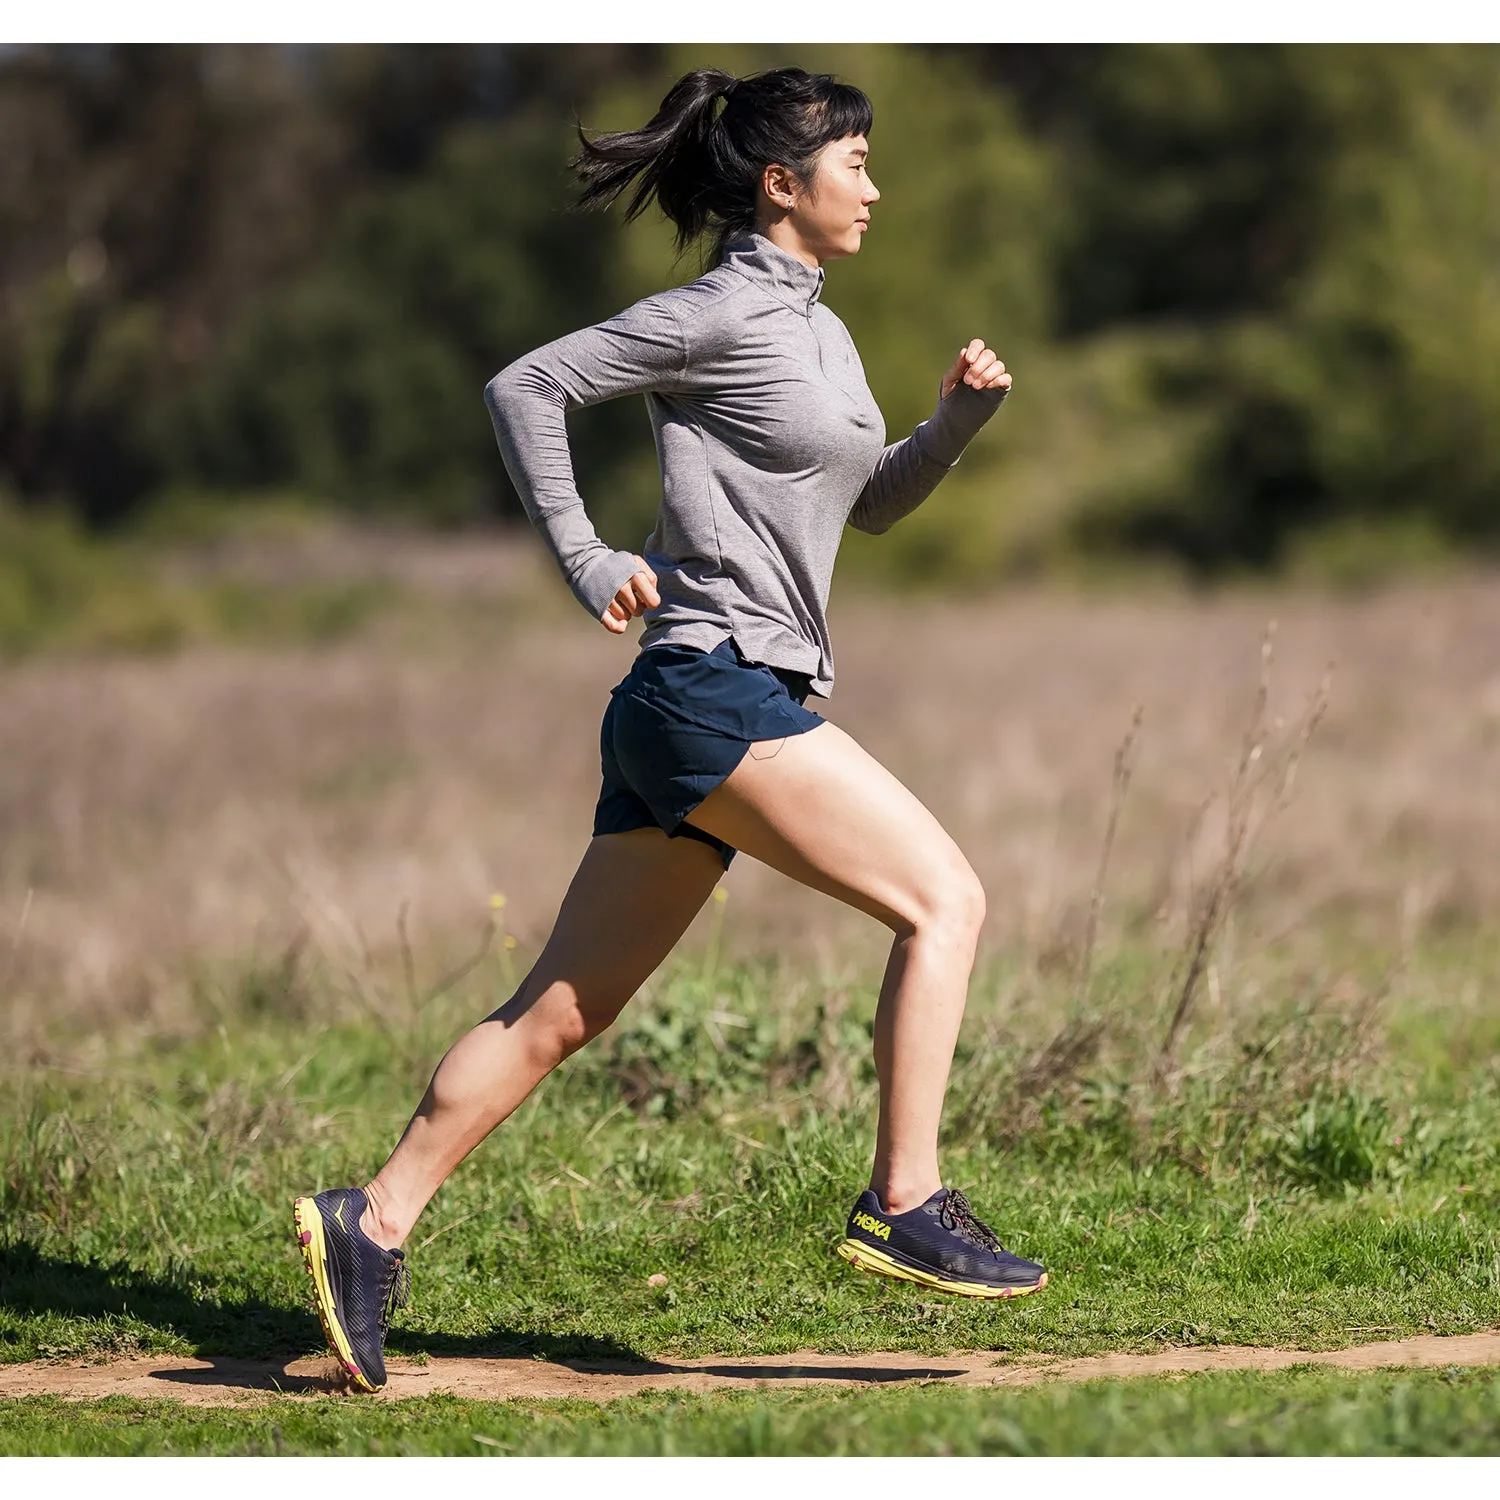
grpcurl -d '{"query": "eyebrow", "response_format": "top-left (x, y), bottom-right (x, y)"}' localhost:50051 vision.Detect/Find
top-left (847, 146), bottom-right (868, 159)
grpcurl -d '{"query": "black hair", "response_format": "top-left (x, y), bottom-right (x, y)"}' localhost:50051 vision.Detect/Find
top-left (568, 66), bottom-right (874, 268)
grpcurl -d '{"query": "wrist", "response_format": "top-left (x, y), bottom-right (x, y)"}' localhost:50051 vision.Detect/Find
top-left (917, 382), bottom-right (1007, 467)
top-left (574, 547), bottom-right (644, 621)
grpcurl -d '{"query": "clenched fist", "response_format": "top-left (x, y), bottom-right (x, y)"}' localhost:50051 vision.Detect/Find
top-left (940, 338), bottom-right (1011, 402)
top-left (601, 554), bottom-right (660, 634)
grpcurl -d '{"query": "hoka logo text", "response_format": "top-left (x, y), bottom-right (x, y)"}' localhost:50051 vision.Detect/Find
top-left (853, 1211), bottom-right (890, 1240)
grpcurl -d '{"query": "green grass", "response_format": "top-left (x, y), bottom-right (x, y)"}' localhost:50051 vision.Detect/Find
top-left (4, 944), bottom-right (1500, 1452)
top-left (5, 949), bottom-right (1500, 1368)
top-left (5, 1367), bottom-right (1500, 1455)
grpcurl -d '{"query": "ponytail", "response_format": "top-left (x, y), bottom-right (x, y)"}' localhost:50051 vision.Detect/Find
top-left (569, 65), bottom-right (873, 268)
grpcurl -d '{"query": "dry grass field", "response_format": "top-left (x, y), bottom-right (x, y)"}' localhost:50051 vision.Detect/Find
top-left (6, 536), bottom-right (1500, 1455)
top-left (3, 533), bottom-right (1499, 1050)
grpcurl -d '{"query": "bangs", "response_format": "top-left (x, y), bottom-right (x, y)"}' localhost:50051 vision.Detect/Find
top-left (811, 83), bottom-right (874, 145)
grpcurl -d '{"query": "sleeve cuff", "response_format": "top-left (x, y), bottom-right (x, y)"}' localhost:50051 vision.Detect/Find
top-left (913, 380), bottom-right (1009, 467)
top-left (573, 548), bottom-right (645, 621)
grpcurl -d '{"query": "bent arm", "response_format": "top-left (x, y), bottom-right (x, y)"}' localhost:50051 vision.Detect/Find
top-left (846, 381), bottom-right (1008, 536)
top-left (484, 294), bottom-right (687, 619)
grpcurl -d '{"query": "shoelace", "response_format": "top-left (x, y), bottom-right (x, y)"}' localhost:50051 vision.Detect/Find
top-left (380, 1254), bottom-right (411, 1336)
top-left (938, 1189), bottom-right (1005, 1253)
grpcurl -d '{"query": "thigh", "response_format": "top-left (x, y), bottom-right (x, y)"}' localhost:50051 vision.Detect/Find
top-left (510, 826), bottom-right (726, 1025)
top-left (681, 720), bottom-right (980, 935)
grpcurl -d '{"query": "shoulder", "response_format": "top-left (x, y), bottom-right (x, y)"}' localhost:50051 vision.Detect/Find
top-left (599, 267), bottom-right (743, 341)
top-left (646, 264), bottom-right (763, 360)
top-left (552, 266), bottom-right (752, 378)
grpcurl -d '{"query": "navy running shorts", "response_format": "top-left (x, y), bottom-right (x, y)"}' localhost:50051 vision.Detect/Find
top-left (593, 635), bottom-right (826, 870)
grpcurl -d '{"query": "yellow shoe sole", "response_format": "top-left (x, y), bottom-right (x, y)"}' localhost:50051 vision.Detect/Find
top-left (836, 1238), bottom-right (1048, 1299)
top-left (293, 1196), bottom-right (381, 1393)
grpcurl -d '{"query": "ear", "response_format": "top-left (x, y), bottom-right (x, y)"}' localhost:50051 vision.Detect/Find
top-left (762, 161), bottom-right (797, 207)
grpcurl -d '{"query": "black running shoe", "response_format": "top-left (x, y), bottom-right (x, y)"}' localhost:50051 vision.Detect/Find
top-left (837, 1186), bottom-right (1048, 1299)
top-left (293, 1187), bottom-right (410, 1391)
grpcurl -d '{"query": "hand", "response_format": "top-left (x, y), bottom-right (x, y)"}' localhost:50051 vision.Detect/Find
top-left (939, 338), bottom-right (1011, 402)
top-left (600, 554), bottom-right (660, 634)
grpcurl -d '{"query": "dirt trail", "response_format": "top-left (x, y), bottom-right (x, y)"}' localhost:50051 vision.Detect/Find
top-left (4, 1332), bottom-right (1500, 1407)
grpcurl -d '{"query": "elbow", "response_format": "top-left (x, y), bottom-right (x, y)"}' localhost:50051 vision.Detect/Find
top-left (484, 362), bottom-right (524, 422)
top-left (485, 357), bottom-right (566, 428)
top-left (846, 503), bottom-right (890, 537)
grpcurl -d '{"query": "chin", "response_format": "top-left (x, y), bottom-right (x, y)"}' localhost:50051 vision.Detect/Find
top-left (821, 227), bottom-right (866, 262)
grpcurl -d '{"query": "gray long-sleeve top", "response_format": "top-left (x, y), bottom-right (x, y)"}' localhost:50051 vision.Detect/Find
top-left (484, 229), bottom-right (1007, 698)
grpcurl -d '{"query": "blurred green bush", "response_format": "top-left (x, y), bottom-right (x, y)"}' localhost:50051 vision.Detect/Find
top-left (0, 497), bottom-right (392, 657)
top-left (3, 44), bottom-right (1497, 586)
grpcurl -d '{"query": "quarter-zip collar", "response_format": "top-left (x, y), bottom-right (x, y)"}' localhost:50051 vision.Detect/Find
top-left (721, 229), bottom-right (826, 316)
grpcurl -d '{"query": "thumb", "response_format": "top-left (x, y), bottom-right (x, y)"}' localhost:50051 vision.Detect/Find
top-left (940, 347), bottom-right (970, 400)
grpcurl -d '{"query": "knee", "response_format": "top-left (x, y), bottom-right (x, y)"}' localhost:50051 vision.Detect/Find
top-left (908, 860), bottom-right (987, 945)
top-left (554, 1000), bottom-right (622, 1058)
top-left (541, 1006), bottom-right (590, 1065)
top-left (522, 983), bottom-right (626, 1070)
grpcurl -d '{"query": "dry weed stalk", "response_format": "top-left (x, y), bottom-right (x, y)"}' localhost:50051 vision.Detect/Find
top-left (394, 898), bottom-right (500, 1053)
top-left (274, 861), bottom-right (500, 1038)
top-left (418, 916), bottom-right (500, 1009)
top-left (1157, 622), bottom-right (1333, 1082)
top-left (1080, 703), bottom-right (1144, 998)
top-left (956, 702), bottom-right (1142, 1145)
top-left (1014, 1015), bottom-right (1107, 1108)
top-left (1209, 970), bottom-right (1389, 1159)
top-left (2, 886), bottom-right (32, 996)
top-left (950, 1009), bottom-right (1108, 1146)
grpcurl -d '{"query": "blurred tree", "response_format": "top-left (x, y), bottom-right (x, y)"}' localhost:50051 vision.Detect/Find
top-left (1290, 47), bottom-right (1500, 542)
top-left (3, 42), bottom-right (1499, 582)
top-left (980, 43), bottom-right (1340, 330)
top-left (0, 43), bottom-right (662, 525)
top-left (1056, 46), bottom-right (1500, 570)
top-left (1, 46), bottom-right (342, 521)
top-left (183, 109), bottom-right (635, 520)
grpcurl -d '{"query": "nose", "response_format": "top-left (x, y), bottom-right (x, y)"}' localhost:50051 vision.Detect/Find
top-left (864, 178), bottom-right (880, 204)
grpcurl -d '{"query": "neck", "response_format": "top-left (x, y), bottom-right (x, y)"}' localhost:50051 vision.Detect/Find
top-left (756, 221), bottom-right (822, 270)
top-left (720, 228), bottom-right (826, 315)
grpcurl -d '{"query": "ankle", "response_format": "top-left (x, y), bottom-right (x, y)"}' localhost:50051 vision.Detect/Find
top-left (870, 1175), bottom-right (942, 1217)
top-left (359, 1183), bottom-right (409, 1252)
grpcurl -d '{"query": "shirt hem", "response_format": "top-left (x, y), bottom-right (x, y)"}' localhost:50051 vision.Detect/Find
top-left (639, 618), bottom-right (834, 699)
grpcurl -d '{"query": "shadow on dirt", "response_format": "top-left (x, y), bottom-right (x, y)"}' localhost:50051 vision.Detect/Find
top-left (149, 1358), bottom-right (341, 1395)
top-left (0, 1241), bottom-right (654, 1368)
top-left (144, 1356), bottom-right (966, 1397)
top-left (1, 1240), bottom-right (318, 1359)
top-left (670, 1362), bottom-right (962, 1383)
top-left (4, 1242), bottom-right (972, 1397)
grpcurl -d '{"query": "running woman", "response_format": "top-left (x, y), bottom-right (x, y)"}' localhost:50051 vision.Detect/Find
top-left (294, 64), bottom-right (1046, 1394)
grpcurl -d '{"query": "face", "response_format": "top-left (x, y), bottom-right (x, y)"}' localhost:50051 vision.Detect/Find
top-left (770, 134), bottom-right (879, 262)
